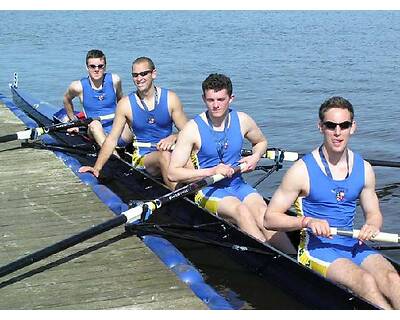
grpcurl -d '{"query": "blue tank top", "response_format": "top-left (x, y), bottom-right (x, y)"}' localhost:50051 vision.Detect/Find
top-left (300, 151), bottom-right (365, 229)
top-left (81, 73), bottom-right (116, 129)
top-left (129, 88), bottom-right (172, 152)
top-left (193, 108), bottom-right (243, 186)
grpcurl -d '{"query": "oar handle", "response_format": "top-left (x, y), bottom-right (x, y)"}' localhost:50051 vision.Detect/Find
top-left (97, 113), bottom-right (115, 121)
top-left (330, 227), bottom-right (399, 243)
top-left (132, 142), bottom-right (175, 150)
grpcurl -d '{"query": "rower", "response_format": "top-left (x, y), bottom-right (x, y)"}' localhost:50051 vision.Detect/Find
top-left (264, 96), bottom-right (400, 309)
top-left (63, 49), bottom-right (132, 147)
top-left (168, 73), bottom-right (296, 254)
top-left (79, 56), bottom-right (188, 190)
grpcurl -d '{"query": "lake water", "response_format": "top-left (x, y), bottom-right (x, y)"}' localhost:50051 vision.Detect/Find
top-left (0, 10), bottom-right (399, 307)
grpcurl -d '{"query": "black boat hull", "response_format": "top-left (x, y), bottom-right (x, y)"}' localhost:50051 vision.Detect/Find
top-left (9, 83), bottom-right (393, 310)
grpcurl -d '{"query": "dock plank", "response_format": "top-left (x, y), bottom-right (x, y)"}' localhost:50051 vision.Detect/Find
top-left (0, 102), bottom-right (207, 309)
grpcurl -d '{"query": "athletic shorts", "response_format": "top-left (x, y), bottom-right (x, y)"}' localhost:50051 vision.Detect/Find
top-left (101, 121), bottom-right (128, 147)
top-left (194, 181), bottom-right (257, 214)
top-left (298, 230), bottom-right (379, 277)
top-left (130, 146), bottom-right (156, 169)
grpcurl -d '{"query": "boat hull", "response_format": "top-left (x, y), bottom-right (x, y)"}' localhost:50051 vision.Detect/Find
top-left (9, 83), bottom-right (396, 309)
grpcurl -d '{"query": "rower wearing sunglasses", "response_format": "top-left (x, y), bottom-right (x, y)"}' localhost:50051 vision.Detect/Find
top-left (79, 56), bottom-right (188, 190)
top-left (63, 49), bottom-right (132, 147)
top-left (264, 96), bottom-right (400, 309)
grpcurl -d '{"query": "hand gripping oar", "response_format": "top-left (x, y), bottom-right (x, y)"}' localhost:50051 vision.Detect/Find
top-left (0, 113), bottom-right (114, 143)
top-left (0, 164), bottom-right (243, 279)
top-left (330, 228), bottom-right (399, 243)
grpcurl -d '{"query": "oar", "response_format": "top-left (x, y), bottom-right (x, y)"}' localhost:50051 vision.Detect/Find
top-left (132, 143), bottom-right (298, 163)
top-left (330, 228), bottom-right (399, 243)
top-left (0, 113), bottom-right (114, 143)
top-left (0, 164), bottom-right (243, 278)
top-left (241, 148), bottom-right (300, 162)
top-left (132, 141), bottom-right (175, 150)
top-left (244, 149), bottom-right (400, 168)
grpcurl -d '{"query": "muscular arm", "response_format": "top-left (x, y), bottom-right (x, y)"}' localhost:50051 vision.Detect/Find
top-left (157, 90), bottom-right (188, 150)
top-left (238, 112), bottom-right (267, 171)
top-left (63, 80), bottom-right (82, 120)
top-left (264, 160), bottom-right (311, 231)
top-left (79, 97), bottom-right (130, 177)
top-left (358, 161), bottom-right (383, 240)
top-left (169, 90), bottom-right (188, 131)
top-left (168, 120), bottom-right (219, 183)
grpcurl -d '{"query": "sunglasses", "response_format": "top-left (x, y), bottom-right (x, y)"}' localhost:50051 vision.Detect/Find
top-left (323, 121), bottom-right (353, 130)
top-left (132, 70), bottom-right (153, 78)
top-left (88, 64), bottom-right (105, 70)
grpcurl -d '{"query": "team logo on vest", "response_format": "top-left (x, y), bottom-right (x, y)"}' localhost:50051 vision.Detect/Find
top-left (332, 187), bottom-right (348, 202)
top-left (97, 94), bottom-right (106, 101)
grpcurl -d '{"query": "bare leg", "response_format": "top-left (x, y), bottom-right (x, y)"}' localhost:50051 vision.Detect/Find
top-left (217, 197), bottom-right (267, 241)
top-left (88, 120), bottom-right (107, 146)
top-left (243, 193), bottom-right (296, 254)
top-left (143, 151), bottom-right (177, 190)
top-left (327, 258), bottom-right (392, 309)
top-left (361, 254), bottom-right (400, 309)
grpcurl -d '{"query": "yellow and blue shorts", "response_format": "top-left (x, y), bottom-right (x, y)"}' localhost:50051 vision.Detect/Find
top-left (194, 182), bottom-right (257, 214)
top-left (298, 230), bottom-right (379, 277)
top-left (130, 145), bottom-right (156, 169)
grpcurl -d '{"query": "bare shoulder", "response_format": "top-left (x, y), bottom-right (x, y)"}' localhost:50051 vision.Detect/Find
top-left (236, 111), bottom-right (257, 130)
top-left (363, 159), bottom-right (376, 185)
top-left (117, 95), bottom-right (130, 109)
top-left (281, 159), bottom-right (309, 194)
top-left (111, 73), bottom-right (121, 83)
top-left (182, 118), bottom-right (198, 133)
top-left (237, 111), bottom-right (254, 122)
top-left (167, 90), bottom-right (182, 105)
top-left (65, 80), bottom-right (82, 97)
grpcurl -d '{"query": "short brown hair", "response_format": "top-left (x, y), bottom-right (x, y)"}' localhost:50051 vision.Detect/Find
top-left (202, 73), bottom-right (233, 96)
top-left (86, 49), bottom-right (106, 66)
top-left (319, 96), bottom-right (354, 121)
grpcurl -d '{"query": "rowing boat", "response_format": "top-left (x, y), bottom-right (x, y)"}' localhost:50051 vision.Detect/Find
top-left (6, 80), bottom-right (400, 310)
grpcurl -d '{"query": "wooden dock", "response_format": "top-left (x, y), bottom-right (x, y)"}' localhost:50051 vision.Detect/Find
top-left (0, 102), bottom-right (207, 310)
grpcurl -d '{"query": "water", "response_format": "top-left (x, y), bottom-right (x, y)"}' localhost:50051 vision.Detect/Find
top-left (1, 10), bottom-right (399, 306)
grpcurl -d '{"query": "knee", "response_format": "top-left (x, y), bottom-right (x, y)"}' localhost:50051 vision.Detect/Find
top-left (88, 120), bottom-right (102, 132)
top-left (235, 204), bottom-right (255, 225)
top-left (386, 270), bottom-right (400, 286)
top-left (360, 272), bottom-right (379, 293)
top-left (159, 151), bottom-right (171, 164)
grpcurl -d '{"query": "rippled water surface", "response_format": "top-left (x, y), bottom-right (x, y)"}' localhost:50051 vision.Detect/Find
top-left (0, 11), bottom-right (399, 307)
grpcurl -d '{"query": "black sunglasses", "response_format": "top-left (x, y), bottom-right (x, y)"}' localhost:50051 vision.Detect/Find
top-left (132, 70), bottom-right (153, 78)
top-left (88, 64), bottom-right (105, 70)
top-left (323, 121), bottom-right (353, 130)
